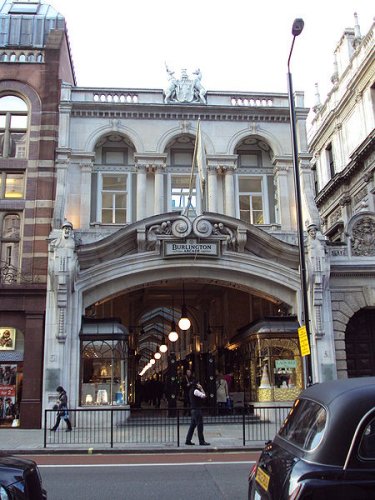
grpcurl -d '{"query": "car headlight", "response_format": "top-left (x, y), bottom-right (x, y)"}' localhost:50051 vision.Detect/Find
top-left (0, 485), bottom-right (10, 500)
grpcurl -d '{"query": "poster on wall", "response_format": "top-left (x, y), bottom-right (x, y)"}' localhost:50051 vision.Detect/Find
top-left (0, 364), bottom-right (17, 387)
top-left (0, 328), bottom-right (16, 350)
top-left (0, 364), bottom-right (17, 420)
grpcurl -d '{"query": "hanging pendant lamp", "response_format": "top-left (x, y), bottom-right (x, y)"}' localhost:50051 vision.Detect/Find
top-left (178, 282), bottom-right (191, 330)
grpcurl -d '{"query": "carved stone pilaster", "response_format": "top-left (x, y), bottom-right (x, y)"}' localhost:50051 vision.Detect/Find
top-left (48, 221), bottom-right (78, 343)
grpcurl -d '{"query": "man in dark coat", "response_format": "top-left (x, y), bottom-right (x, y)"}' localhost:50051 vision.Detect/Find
top-left (185, 381), bottom-right (210, 446)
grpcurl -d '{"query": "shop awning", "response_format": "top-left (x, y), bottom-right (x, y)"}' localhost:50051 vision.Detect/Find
top-left (228, 316), bottom-right (299, 349)
top-left (80, 318), bottom-right (128, 340)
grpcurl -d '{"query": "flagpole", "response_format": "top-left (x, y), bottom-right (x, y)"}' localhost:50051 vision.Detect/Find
top-left (183, 119), bottom-right (200, 216)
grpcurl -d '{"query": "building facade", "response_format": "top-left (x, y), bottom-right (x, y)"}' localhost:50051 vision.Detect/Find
top-left (0, 0), bottom-right (75, 427)
top-left (1, 1), bottom-right (373, 428)
top-left (308, 15), bottom-right (375, 380)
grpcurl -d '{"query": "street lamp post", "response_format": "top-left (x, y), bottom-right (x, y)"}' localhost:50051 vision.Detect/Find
top-left (287, 18), bottom-right (313, 386)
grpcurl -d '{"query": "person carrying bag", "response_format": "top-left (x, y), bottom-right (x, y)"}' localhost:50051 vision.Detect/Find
top-left (50, 386), bottom-right (72, 432)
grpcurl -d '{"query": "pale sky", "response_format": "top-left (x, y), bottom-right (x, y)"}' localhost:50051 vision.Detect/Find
top-left (48, 0), bottom-right (374, 111)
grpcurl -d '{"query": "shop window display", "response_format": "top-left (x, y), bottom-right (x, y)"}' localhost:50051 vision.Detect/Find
top-left (80, 340), bottom-right (127, 406)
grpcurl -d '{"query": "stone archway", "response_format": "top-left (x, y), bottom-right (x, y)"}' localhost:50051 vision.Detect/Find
top-left (346, 308), bottom-right (375, 377)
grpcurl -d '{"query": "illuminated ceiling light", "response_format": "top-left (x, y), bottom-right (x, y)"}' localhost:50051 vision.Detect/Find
top-left (178, 304), bottom-right (191, 331)
top-left (178, 282), bottom-right (191, 330)
top-left (159, 344), bottom-right (168, 353)
top-left (154, 352), bottom-right (161, 360)
top-left (168, 321), bottom-right (178, 342)
top-left (150, 358), bottom-right (156, 365)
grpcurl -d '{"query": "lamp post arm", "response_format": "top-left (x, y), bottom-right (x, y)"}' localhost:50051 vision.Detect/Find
top-left (287, 36), bottom-right (296, 71)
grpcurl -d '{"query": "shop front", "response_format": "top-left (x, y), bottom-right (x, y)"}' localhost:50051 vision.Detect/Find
top-left (0, 326), bottom-right (23, 427)
top-left (228, 317), bottom-right (303, 405)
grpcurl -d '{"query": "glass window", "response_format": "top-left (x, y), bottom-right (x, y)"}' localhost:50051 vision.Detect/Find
top-left (0, 172), bottom-right (24, 199)
top-left (171, 175), bottom-right (196, 213)
top-left (80, 340), bottom-right (127, 406)
top-left (5, 173), bottom-right (24, 199)
top-left (279, 398), bottom-right (327, 451)
top-left (359, 418), bottom-right (375, 459)
top-left (9, 3), bottom-right (39, 14)
top-left (99, 173), bottom-right (127, 224)
top-left (1, 214), bottom-right (21, 281)
top-left (0, 96), bottom-right (28, 158)
top-left (239, 176), bottom-right (264, 224)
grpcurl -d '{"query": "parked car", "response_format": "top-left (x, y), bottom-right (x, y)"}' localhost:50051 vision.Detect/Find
top-left (248, 377), bottom-right (375, 499)
top-left (0, 455), bottom-right (47, 499)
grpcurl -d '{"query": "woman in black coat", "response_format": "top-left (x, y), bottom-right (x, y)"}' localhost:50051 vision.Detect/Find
top-left (50, 386), bottom-right (72, 432)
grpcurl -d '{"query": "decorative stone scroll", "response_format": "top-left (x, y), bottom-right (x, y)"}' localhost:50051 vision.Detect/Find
top-left (145, 215), bottom-right (239, 252)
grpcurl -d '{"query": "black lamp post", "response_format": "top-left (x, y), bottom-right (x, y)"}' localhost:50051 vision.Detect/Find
top-left (287, 18), bottom-right (313, 386)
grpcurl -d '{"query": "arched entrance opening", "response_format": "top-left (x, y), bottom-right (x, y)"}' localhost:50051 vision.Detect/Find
top-left (81, 278), bottom-right (299, 410)
top-left (346, 308), bottom-right (375, 377)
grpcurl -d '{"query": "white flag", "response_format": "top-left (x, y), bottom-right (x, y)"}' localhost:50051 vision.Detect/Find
top-left (195, 120), bottom-right (207, 195)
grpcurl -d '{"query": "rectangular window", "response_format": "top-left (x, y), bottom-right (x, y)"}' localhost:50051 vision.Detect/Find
top-left (238, 177), bottom-right (264, 224)
top-left (0, 172), bottom-right (24, 199)
top-left (171, 175), bottom-right (196, 213)
top-left (311, 165), bottom-right (318, 196)
top-left (5, 173), bottom-right (24, 199)
top-left (326, 143), bottom-right (335, 179)
top-left (100, 173), bottom-right (127, 224)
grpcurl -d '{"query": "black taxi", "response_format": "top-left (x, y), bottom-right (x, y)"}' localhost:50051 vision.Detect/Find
top-left (248, 377), bottom-right (375, 499)
top-left (0, 455), bottom-right (47, 499)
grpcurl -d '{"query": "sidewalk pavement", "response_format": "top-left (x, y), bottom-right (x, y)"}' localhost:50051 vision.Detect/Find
top-left (0, 425), bottom-right (266, 455)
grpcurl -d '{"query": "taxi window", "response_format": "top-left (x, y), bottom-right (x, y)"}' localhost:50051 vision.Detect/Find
top-left (278, 398), bottom-right (327, 451)
top-left (359, 418), bottom-right (375, 459)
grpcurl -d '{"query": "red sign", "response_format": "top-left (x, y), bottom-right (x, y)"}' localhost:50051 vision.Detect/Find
top-left (0, 386), bottom-right (15, 398)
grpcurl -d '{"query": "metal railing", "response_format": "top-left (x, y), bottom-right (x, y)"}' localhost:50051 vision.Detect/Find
top-left (43, 405), bottom-right (291, 448)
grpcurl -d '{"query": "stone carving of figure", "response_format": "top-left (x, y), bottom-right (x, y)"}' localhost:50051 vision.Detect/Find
top-left (307, 224), bottom-right (317, 240)
top-left (164, 65), bottom-right (177, 104)
top-left (193, 68), bottom-right (207, 104)
top-left (146, 221), bottom-right (172, 250)
top-left (50, 220), bottom-right (75, 250)
top-left (352, 217), bottom-right (375, 256)
top-left (213, 222), bottom-right (236, 250)
top-left (48, 220), bottom-right (77, 342)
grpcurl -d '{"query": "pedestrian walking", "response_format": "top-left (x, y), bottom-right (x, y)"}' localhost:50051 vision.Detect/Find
top-left (185, 380), bottom-right (210, 446)
top-left (50, 386), bottom-right (72, 432)
top-left (216, 372), bottom-right (229, 414)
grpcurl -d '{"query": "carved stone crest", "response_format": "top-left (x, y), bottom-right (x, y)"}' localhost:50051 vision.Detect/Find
top-left (164, 66), bottom-right (207, 104)
top-left (351, 216), bottom-right (375, 256)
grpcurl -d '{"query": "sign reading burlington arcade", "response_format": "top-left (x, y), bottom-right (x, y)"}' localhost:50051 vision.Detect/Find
top-left (164, 241), bottom-right (219, 257)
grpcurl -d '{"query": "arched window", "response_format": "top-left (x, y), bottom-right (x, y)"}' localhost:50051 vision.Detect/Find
top-left (235, 138), bottom-right (275, 225)
top-left (0, 95), bottom-right (28, 158)
top-left (93, 134), bottom-right (133, 224)
top-left (80, 339), bottom-right (128, 406)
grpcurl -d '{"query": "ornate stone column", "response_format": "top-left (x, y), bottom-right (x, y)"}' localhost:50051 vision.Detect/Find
top-left (79, 158), bottom-right (94, 229)
top-left (207, 165), bottom-right (218, 213)
top-left (273, 158), bottom-right (293, 230)
top-left (53, 153), bottom-right (69, 229)
top-left (224, 167), bottom-right (236, 218)
top-left (136, 165), bottom-right (147, 221)
top-left (135, 154), bottom-right (167, 219)
top-left (154, 165), bottom-right (166, 215)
